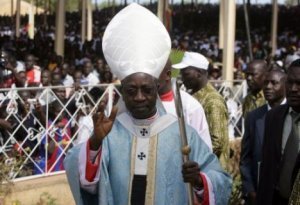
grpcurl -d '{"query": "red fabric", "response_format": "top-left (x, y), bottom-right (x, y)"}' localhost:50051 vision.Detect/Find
top-left (192, 173), bottom-right (210, 205)
top-left (160, 90), bottom-right (174, 101)
top-left (13, 143), bottom-right (22, 155)
top-left (47, 146), bottom-right (61, 171)
top-left (47, 118), bottom-right (71, 172)
top-left (0, 75), bottom-right (15, 88)
top-left (26, 69), bottom-right (35, 83)
top-left (199, 173), bottom-right (210, 205)
top-left (26, 68), bottom-right (40, 84)
top-left (85, 141), bottom-right (101, 182)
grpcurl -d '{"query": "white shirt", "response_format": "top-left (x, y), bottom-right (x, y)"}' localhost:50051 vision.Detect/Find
top-left (83, 73), bottom-right (100, 91)
top-left (161, 90), bottom-right (213, 151)
top-left (2, 61), bottom-right (24, 76)
top-left (92, 70), bottom-right (100, 79)
top-left (74, 115), bottom-right (94, 145)
top-left (63, 74), bottom-right (74, 87)
top-left (267, 98), bottom-right (287, 111)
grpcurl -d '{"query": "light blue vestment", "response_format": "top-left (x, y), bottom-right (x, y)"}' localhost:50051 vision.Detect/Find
top-left (64, 112), bottom-right (232, 205)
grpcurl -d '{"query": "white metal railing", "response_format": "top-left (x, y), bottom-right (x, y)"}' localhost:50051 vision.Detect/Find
top-left (0, 84), bottom-right (120, 181)
top-left (0, 80), bottom-right (247, 181)
top-left (212, 80), bottom-right (247, 140)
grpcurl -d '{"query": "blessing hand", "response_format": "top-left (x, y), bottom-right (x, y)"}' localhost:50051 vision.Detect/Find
top-left (89, 99), bottom-right (118, 150)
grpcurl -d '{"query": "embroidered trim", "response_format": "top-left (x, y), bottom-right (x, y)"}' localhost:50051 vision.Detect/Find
top-left (85, 142), bottom-right (102, 182)
top-left (201, 172), bottom-right (215, 205)
top-left (145, 134), bottom-right (158, 205)
top-left (134, 137), bottom-right (150, 175)
top-left (117, 112), bottom-right (177, 138)
top-left (128, 134), bottom-right (159, 204)
top-left (128, 136), bottom-right (137, 205)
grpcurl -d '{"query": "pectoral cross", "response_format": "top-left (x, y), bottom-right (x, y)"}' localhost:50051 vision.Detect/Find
top-left (140, 128), bottom-right (148, 136)
top-left (138, 152), bottom-right (146, 160)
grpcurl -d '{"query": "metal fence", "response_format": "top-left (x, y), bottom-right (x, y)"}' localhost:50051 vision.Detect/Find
top-left (0, 80), bottom-right (247, 181)
top-left (211, 80), bottom-right (248, 140)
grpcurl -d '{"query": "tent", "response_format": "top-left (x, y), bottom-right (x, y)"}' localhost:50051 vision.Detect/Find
top-left (0, 0), bottom-right (44, 16)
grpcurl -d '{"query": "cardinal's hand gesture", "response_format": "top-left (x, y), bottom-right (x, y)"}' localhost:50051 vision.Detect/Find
top-left (89, 100), bottom-right (118, 150)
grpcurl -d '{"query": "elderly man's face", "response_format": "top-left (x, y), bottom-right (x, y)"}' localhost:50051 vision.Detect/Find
top-left (286, 66), bottom-right (300, 112)
top-left (121, 73), bottom-right (158, 119)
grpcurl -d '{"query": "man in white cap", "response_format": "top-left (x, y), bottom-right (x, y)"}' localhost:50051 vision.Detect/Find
top-left (158, 59), bottom-right (213, 150)
top-left (173, 51), bottom-right (229, 169)
top-left (64, 4), bottom-right (231, 205)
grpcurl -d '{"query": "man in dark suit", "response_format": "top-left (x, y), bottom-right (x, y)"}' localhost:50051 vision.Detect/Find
top-left (257, 59), bottom-right (300, 205)
top-left (240, 69), bottom-right (287, 205)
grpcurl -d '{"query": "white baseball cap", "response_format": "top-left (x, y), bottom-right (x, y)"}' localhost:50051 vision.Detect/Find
top-left (172, 51), bottom-right (209, 70)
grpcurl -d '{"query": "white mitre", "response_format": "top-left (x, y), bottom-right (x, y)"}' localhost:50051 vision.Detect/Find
top-left (102, 3), bottom-right (171, 80)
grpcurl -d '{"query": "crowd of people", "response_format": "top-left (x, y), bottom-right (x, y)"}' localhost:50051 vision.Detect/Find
top-left (0, 2), bottom-right (299, 205)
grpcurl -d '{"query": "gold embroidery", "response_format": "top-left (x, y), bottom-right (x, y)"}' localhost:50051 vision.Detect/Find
top-left (193, 83), bottom-right (229, 169)
top-left (128, 136), bottom-right (137, 205)
top-left (145, 135), bottom-right (158, 205)
top-left (128, 135), bottom-right (158, 205)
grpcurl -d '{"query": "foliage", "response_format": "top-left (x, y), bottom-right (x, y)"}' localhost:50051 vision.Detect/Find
top-left (22, 0), bottom-right (80, 12)
top-left (0, 151), bottom-right (57, 204)
top-left (285, 0), bottom-right (299, 6)
top-left (35, 192), bottom-right (58, 205)
top-left (0, 149), bottom-right (29, 197)
top-left (11, 200), bottom-right (21, 205)
top-left (10, 192), bottom-right (58, 205)
top-left (170, 49), bottom-right (184, 77)
top-left (66, 0), bottom-right (81, 12)
top-left (170, 49), bottom-right (184, 64)
top-left (21, 0), bottom-right (121, 13)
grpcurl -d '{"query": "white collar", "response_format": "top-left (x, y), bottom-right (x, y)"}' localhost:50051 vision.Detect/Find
top-left (117, 112), bottom-right (176, 138)
top-left (129, 111), bottom-right (159, 126)
top-left (267, 98), bottom-right (287, 110)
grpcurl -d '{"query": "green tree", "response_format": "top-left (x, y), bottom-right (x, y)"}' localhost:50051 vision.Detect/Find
top-left (23, 0), bottom-right (81, 12)
top-left (285, 0), bottom-right (299, 6)
top-left (66, 0), bottom-right (81, 12)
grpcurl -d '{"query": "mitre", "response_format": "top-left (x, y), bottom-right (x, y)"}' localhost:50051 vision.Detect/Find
top-left (102, 3), bottom-right (171, 80)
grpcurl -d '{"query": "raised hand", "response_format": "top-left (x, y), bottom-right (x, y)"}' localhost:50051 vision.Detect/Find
top-left (89, 100), bottom-right (118, 150)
